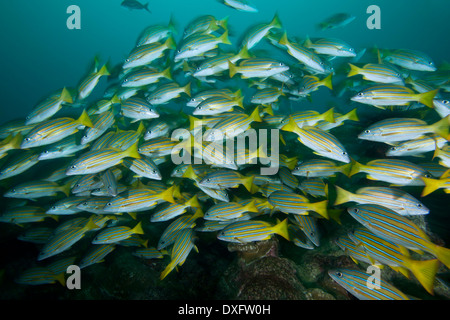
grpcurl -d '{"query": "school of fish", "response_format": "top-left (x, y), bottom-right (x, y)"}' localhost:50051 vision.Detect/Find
top-left (1, 7), bottom-right (450, 300)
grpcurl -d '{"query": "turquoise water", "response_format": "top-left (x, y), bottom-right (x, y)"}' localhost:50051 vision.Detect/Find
top-left (0, 0), bottom-right (448, 122)
top-left (0, 0), bottom-right (449, 300)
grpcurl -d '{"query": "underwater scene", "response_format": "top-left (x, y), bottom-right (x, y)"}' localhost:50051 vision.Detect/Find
top-left (0, 0), bottom-right (450, 301)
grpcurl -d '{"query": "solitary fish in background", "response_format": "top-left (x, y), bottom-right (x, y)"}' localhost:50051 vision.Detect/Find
top-left (121, 0), bottom-right (151, 13)
top-left (220, 0), bottom-right (258, 12)
top-left (317, 13), bottom-right (355, 31)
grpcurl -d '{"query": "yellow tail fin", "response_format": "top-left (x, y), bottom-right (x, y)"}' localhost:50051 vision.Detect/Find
top-left (183, 82), bottom-right (191, 97)
top-left (161, 66), bottom-right (173, 81)
top-left (343, 108), bottom-right (359, 122)
top-left (273, 218), bottom-right (290, 241)
top-left (405, 257), bottom-right (439, 295)
top-left (122, 141), bottom-right (141, 159)
top-left (278, 31), bottom-right (289, 47)
top-left (348, 159), bottom-right (364, 177)
top-left (417, 89), bottom-right (439, 108)
top-left (228, 60), bottom-right (238, 78)
top-left (311, 200), bottom-right (329, 219)
top-left (158, 186), bottom-right (176, 204)
top-left (321, 107), bottom-right (335, 123)
top-left (421, 177), bottom-right (446, 197)
top-left (97, 64), bottom-right (110, 77)
top-left (76, 109), bottom-right (94, 128)
top-left (219, 30), bottom-right (231, 45)
top-left (433, 244), bottom-right (450, 269)
top-left (429, 115), bottom-right (450, 140)
top-left (131, 221), bottom-right (144, 235)
top-left (321, 73), bottom-right (333, 90)
top-left (60, 87), bottom-right (73, 104)
top-left (241, 175), bottom-right (255, 193)
top-left (165, 36), bottom-right (176, 50)
top-left (347, 63), bottom-right (361, 78)
top-left (334, 185), bottom-right (353, 206)
top-left (249, 106), bottom-right (262, 122)
top-left (242, 199), bottom-right (259, 213)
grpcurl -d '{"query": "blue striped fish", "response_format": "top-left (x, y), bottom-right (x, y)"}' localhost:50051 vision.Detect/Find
top-left (193, 47), bottom-right (249, 78)
top-left (358, 116), bottom-right (450, 143)
top-left (78, 65), bottom-right (110, 100)
top-left (174, 31), bottom-right (231, 61)
top-left (278, 32), bottom-right (325, 74)
top-left (160, 228), bottom-right (198, 280)
top-left (146, 81), bottom-right (191, 105)
top-left (328, 268), bottom-right (409, 300)
top-left (193, 95), bottom-right (244, 116)
top-left (183, 15), bottom-right (228, 38)
top-left (15, 267), bottom-right (65, 286)
top-left (123, 156), bottom-right (162, 180)
top-left (4, 180), bottom-right (71, 199)
top-left (386, 135), bottom-right (447, 157)
top-left (81, 110), bottom-right (115, 145)
top-left (39, 135), bottom-right (90, 160)
top-left (144, 120), bottom-right (170, 140)
top-left (123, 37), bottom-right (176, 69)
top-left (268, 190), bottom-right (329, 219)
top-left (240, 13), bottom-right (282, 50)
top-left (38, 218), bottom-right (99, 261)
top-left (92, 222), bottom-right (144, 244)
top-left (281, 117), bottom-right (350, 163)
top-left (334, 185), bottom-right (428, 216)
top-left (382, 49), bottom-right (436, 72)
top-left (66, 141), bottom-right (141, 175)
top-left (347, 63), bottom-right (404, 84)
top-left (304, 38), bottom-right (356, 57)
top-left (204, 200), bottom-right (258, 221)
top-left (136, 17), bottom-right (176, 46)
top-left (25, 87), bottom-right (73, 125)
top-left (349, 159), bottom-right (432, 186)
top-left (351, 84), bottom-right (438, 108)
top-left (348, 227), bottom-right (439, 295)
top-left (198, 169), bottom-right (254, 193)
top-left (0, 150), bottom-right (40, 180)
top-left (121, 66), bottom-right (172, 87)
top-left (0, 206), bottom-right (56, 225)
top-left (79, 244), bottom-right (116, 268)
top-left (102, 185), bottom-right (175, 213)
top-left (347, 204), bottom-right (450, 270)
top-left (299, 178), bottom-right (328, 198)
top-left (151, 195), bottom-right (201, 222)
top-left (121, 96), bottom-right (160, 122)
top-left (133, 247), bottom-right (167, 259)
top-left (292, 159), bottom-right (351, 178)
top-left (228, 58), bottom-right (289, 79)
top-left (217, 218), bottom-right (290, 243)
top-left (46, 196), bottom-right (88, 215)
top-left (21, 110), bottom-right (93, 148)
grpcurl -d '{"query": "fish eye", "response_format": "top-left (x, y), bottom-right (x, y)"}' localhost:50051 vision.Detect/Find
top-left (206, 178), bottom-right (211, 182)
top-left (342, 151), bottom-right (347, 155)
top-left (364, 130), bottom-right (370, 134)
top-left (390, 147), bottom-right (397, 151)
top-left (336, 272), bottom-right (343, 278)
top-left (51, 206), bottom-right (56, 210)
top-left (319, 62), bottom-right (324, 65)
top-left (71, 165), bottom-right (77, 169)
top-left (107, 202), bottom-right (112, 206)
top-left (152, 170), bottom-right (157, 174)
top-left (25, 137), bottom-right (31, 141)
top-left (443, 100), bottom-right (449, 104)
top-left (10, 189), bottom-right (16, 193)
top-left (82, 202), bottom-right (88, 206)
top-left (357, 92), bottom-right (363, 97)
top-left (424, 174), bottom-right (432, 178)
top-left (352, 208), bottom-right (359, 214)
top-left (44, 150), bottom-right (49, 153)
top-left (417, 203), bottom-right (423, 208)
